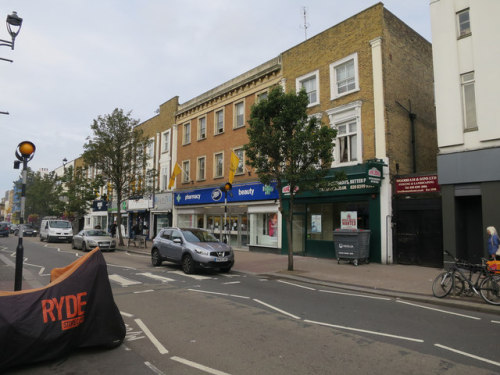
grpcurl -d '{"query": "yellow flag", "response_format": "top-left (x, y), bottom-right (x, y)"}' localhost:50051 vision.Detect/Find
top-left (228, 151), bottom-right (240, 184)
top-left (168, 163), bottom-right (182, 189)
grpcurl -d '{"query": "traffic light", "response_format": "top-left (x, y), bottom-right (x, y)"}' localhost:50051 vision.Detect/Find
top-left (223, 182), bottom-right (232, 192)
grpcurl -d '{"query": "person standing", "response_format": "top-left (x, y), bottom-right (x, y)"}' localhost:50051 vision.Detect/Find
top-left (486, 226), bottom-right (500, 260)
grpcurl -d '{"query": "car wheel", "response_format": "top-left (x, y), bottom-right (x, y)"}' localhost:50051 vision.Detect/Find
top-left (182, 254), bottom-right (195, 274)
top-left (151, 249), bottom-right (162, 266)
top-left (82, 242), bottom-right (88, 252)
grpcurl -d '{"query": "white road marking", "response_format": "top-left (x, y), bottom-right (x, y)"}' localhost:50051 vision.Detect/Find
top-left (134, 318), bottom-right (168, 354)
top-left (278, 280), bottom-right (316, 290)
top-left (168, 270), bottom-right (212, 280)
top-left (223, 281), bottom-right (241, 285)
top-left (109, 274), bottom-right (142, 287)
top-left (253, 299), bottom-right (301, 320)
top-left (120, 311), bottom-right (134, 318)
top-left (134, 289), bottom-right (155, 294)
top-left (171, 356), bottom-right (232, 375)
top-left (492, 320), bottom-right (500, 324)
top-left (145, 361), bottom-right (166, 375)
top-left (188, 289), bottom-right (250, 299)
top-left (319, 289), bottom-right (391, 301)
top-left (435, 343), bottom-right (500, 367)
top-left (396, 300), bottom-right (481, 320)
top-left (304, 319), bottom-right (424, 343)
top-left (136, 272), bottom-right (175, 282)
top-left (107, 263), bottom-right (137, 270)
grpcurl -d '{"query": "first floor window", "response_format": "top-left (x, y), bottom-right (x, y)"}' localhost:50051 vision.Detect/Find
top-left (161, 167), bottom-right (168, 190)
top-left (197, 157), bottom-right (206, 180)
top-left (215, 110), bottom-right (224, 134)
top-left (234, 148), bottom-right (244, 174)
top-left (234, 102), bottom-right (245, 128)
top-left (297, 71), bottom-right (319, 106)
top-left (198, 117), bottom-right (206, 140)
top-left (183, 123), bottom-right (191, 144)
top-left (337, 120), bottom-right (358, 163)
top-left (457, 9), bottom-right (471, 37)
top-left (182, 160), bottom-right (190, 183)
top-left (461, 71), bottom-right (477, 130)
top-left (330, 53), bottom-right (359, 99)
top-left (214, 152), bottom-right (224, 178)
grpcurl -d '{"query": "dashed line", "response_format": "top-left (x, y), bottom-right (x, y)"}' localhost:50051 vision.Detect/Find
top-left (319, 289), bottom-right (391, 300)
top-left (171, 356), bottom-right (232, 375)
top-left (253, 299), bottom-right (300, 319)
top-left (278, 280), bottom-right (316, 290)
top-left (396, 300), bottom-right (480, 320)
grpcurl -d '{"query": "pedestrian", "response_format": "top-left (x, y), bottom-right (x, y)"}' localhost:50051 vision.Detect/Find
top-left (110, 221), bottom-right (117, 238)
top-left (486, 226), bottom-right (500, 260)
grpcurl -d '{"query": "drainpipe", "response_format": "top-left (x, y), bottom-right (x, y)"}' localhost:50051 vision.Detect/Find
top-left (396, 100), bottom-right (417, 173)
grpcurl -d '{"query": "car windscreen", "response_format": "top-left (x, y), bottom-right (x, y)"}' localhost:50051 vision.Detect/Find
top-left (181, 230), bottom-right (218, 243)
top-left (50, 221), bottom-right (72, 228)
top-left (87, 230), bottom-right (108, 237)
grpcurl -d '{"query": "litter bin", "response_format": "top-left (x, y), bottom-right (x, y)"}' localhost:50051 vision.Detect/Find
top-left (334, 229), bottom-right (371, 266)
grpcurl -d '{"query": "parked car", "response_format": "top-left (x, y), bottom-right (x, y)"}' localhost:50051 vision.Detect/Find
top-left (14, 224), bottom-right (38, 237)
top-left (151, 227), bottom-right (234, 274)
top-left (9, 224), bottom-right (18, 234)
top-left (0, 222), bottom-right (9, 237)
top-left (72, 229), bottom-right (116, 252)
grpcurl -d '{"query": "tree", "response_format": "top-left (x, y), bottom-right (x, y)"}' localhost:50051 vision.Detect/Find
top-left (244, 86), bottom-right (338, 271)
top-left (82, 108), bottom-right (152, 245)
top-left (24, 169), bottom-right (64, 222)
top-left (60, 165), bottom-right (104, 225)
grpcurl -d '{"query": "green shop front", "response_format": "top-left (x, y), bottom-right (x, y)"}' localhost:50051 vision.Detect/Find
top-left (281, 162), bottom-right (384, 263)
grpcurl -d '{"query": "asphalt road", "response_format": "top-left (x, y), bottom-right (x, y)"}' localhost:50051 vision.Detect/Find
top-left (1, 236), bottom-right (499, 374)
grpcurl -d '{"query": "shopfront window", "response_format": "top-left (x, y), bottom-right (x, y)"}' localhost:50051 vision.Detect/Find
top-left (307, 201), bottom-right (369, 240)
top-left (249, 212), bottom-right (279, 248)
top-left (178, 214), bottom-right (195, 228)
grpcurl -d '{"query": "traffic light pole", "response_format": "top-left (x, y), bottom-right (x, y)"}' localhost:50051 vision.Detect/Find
top-left (14, 157), bottom-right (28, 291)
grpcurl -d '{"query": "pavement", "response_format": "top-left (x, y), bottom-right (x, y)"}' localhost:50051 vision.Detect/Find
top-left (1, 238), bottom-right (499, 315)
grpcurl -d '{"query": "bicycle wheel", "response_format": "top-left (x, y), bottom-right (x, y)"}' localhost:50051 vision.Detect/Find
top-left (479, 275), bottom-right (500, 305)
top-left (432, 271), bottom-right (454, 298)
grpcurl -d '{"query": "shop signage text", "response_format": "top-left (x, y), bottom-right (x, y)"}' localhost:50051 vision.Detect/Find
top-left (395, 175), bottom-right (440, 194)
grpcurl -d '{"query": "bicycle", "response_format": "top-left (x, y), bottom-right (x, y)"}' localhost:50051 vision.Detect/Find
top-left (432, 250), bottom-right (500, 305)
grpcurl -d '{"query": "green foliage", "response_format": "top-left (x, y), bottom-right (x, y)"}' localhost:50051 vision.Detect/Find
top-left (244, 86), bottom-right (338, 270)
top-left (82, 108), bottom-right (152, 244)
top-left (23, 169), bottom-right (64, 221)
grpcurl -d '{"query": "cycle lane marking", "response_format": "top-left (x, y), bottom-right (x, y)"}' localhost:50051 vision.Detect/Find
top-left (171, 356), bottom-right (232, 375)
top-left (435, 343), bottom-right (500, 367)
top-left (396, 299), bottom-right (481, 320)
top-left (134, 318), bottom-right (169, 354)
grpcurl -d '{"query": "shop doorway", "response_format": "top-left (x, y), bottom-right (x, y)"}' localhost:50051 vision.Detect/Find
top-left (393, 198), bottom-right (443, 267)
top-left (455, 195), bottom-right (483, 263)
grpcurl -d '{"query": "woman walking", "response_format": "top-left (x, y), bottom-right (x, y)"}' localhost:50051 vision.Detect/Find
top-left (486, 226), bottom-right (500, 260)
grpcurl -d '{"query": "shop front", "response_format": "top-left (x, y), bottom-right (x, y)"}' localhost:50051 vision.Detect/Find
top-left (128, 197), bottom-right (153, 239)
top-left (151, 192), bottom-right (173, 238)
top-left (281, 162), bottom-right (384, 262)
top-left (84, 199), bottom-right (109, 231)
top-left (174, 182), bottom-right (280, 251)
top-left (108, 200), bottom-right (129, 238)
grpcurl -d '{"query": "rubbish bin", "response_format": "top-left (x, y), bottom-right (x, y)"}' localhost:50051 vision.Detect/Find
top-left (334, 229), bottom-right (371, 266)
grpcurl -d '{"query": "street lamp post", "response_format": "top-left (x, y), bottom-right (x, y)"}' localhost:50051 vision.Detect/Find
top-left (13, 141), bottom-right (36, 291)
top-left (0, 11), bottom-right (23, 50)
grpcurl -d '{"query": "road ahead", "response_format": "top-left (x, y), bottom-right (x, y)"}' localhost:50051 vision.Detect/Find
top-left (1, 236), bottom-right (499, 374)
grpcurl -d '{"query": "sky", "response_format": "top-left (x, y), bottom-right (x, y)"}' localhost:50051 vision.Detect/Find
top-left (0, 0), bottom-right (431, 196)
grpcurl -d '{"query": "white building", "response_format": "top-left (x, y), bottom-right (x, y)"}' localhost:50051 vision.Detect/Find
top-left (430, 0), bottom-right (500, 262)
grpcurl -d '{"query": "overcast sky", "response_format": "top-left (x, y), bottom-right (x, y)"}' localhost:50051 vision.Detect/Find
top-left (0, 1), bottom-right (431, 196)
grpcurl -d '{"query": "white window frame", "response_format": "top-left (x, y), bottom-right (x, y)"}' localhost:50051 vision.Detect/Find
top-left (197, 156), bottom-right (206, 181)
top-left (215, 109), bottom-right (224, 135)
top-left (330, 53), bottom-right (359, 100)
top-left (457, 8), bottom-right (471, 38)
top-left (198, 116), bottom-right (206, 140)
top-left (461, 71), bottom-right (477, 131)
top-left (182, 160), bottom-right (190, 183)
top-left (326, 101), bottom-right (362, 167)
top-left (162, 130), bottom-right (170, 154)
top-left (214, 152), bottom-right (224, 178)
top-left (296, 70), bottom-right (320, 107)
top-left (256, 90), bottom-right (268, 103)
top-left (234, 101), bottom-right (245, 128)
top-left (183, 122), bottom-right (191, 145)
top-left (161, 166), bottom-right (169, 191)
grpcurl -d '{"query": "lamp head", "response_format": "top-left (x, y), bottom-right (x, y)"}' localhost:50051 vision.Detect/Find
top-left (15, 141), bottom-right (35, 161)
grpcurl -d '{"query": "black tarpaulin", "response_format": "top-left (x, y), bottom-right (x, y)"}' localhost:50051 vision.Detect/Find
top-left (0, 248), bottom-right (125, 371)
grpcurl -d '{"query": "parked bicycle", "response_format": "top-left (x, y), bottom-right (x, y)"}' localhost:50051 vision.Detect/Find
top-left (432, 250), bottom-right (500, 305)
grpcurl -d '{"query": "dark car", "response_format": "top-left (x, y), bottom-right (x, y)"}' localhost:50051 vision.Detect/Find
top-left (0, 222), bottom-right (9, 237)
top-left (151, 227), bottom-right (234, 274)
top-left (15, 224), bottom-right (39, 237)
top-left (9, 224), bottom-right (18, 234)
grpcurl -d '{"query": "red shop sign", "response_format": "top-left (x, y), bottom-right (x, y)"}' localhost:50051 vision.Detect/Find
top-left (395, 175), bottom-right (440, 194)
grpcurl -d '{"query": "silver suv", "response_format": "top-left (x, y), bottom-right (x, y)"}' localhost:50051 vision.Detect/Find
top-left (151, 227), bottom-right (234, 274)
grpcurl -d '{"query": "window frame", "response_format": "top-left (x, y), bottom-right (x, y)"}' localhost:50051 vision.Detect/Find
top-left (197, 156), bottom-right (206, 181)
top-left (296, 70), bottom-right (320, 107)
top-left (183, 122), bottom-right (191, 145)
top-left (233, 147), bottom-right (245, 175)
top-left (214, 152), bottom-right (224, 179)
top-left (198, 116), bottom-right (207, 140)
top-left (461, 71), bottom-right (477, 131)
top-left (214, 108), bottom-right (225, 135)
top-left (330, 53), bottom-right (360, 100)
top-left (326, 101), bottom-right (362, 167)
top-left (162, 130), bottom-right (170, 154)
top-left (182, 160), bottom-right (190, 183)
top-left (233, 101), bottom-right (245, 129)
top-left (457, 8), bottom-right (471, 38)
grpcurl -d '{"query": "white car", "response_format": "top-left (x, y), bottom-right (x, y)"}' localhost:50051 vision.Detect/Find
top-left (72, 229), bottom-right (116, 252)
